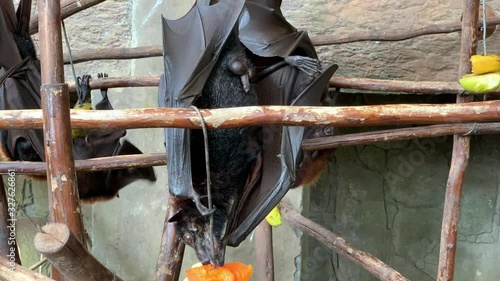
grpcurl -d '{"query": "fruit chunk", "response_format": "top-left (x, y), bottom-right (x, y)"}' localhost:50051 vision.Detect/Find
top-left (459, 72), bottom-right (500, 93)
top-left (185, 262), bottom-right (253, 281)
top-left (265, 205), bottom-right (282, 227)
top-left (223, 262), bottom-right (253, 281)
top-left (471, 55), bottom-right (500, 75)
top-left (186, 265), bottom-right (235, 281)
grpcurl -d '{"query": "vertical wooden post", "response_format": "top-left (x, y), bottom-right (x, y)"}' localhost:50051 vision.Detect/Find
top-left (437, 0), bottom-right (479, 280)
top-left (255, 221), bottom-right (274, 281)
top-left (38, 0), bottom-right (85, 279)
top-left (154, 197), bottom-right (185, 281)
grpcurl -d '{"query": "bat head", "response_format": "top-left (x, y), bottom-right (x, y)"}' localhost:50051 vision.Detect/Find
top-left (169, 204), bottom-right (227, 266)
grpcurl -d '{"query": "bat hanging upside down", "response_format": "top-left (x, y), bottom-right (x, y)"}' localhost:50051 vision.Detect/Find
top-left (160, 0), bottom-right (338, 266)
top-left (0, 0), bottom-right (156, 203)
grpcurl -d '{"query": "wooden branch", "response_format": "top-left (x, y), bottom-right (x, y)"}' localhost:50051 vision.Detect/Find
top-left (437, 1), bottom-right (479, 280)
top-left (0, 153), bottom-right (166, 175)
top-left (301, 123), bottom-right (500, 150)
top-left (255, 221), bottom-right (274, 281)
top-left (279, 203), bottom-right (408, 281)
top-left (312, 18), bottom-right (500, 46)
top-left (154, 197), bottom-right (185, 281)
top-left (38, 2), bottom-right (85, 280)
top-left (0, 257), bottom-right (54, 281)
top-left (65, 75), bottom-right (500, 95)
top-left (61, 20), bottom-right (500, 64)
top-left (67, 76), bottom-right (159, 92)
top-left (330, 77), bottom-right (472, 95)
top-left (34, 223), bottom-right (123, 281)
top-left (30, 0), bottom-right (106, 35)
top-left (0, 179), bottom-right (21, 265)
top-left (63, 46), bottom-right (162, 64)
top-left (0, 102), bottom-right (500, 130)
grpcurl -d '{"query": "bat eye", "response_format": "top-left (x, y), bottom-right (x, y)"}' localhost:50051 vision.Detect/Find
top-left (183, 233), bottom-right (194, 245)
top-left (229, 60), bottom-right (247, 76)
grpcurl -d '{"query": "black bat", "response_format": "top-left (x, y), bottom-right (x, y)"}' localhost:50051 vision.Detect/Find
top-left (160, 0), bottom-right (338, 266)
top-left (0, 0), bottom-right (156, 203)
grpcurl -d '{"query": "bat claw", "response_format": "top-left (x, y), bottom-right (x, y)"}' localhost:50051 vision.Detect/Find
top-left (76, 75), bottom-right (92, 104)
top-left (194, 196), bottom-right (216, 216)
top-left (284, 56), bottom-right (322, 77)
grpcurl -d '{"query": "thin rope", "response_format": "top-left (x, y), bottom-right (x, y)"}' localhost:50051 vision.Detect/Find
top-left (482, 0), bottom-right (487, 55)
top-left (61, 20), bottom-right (81, 104)
top-left (190, 105), bottom-right (216, 264)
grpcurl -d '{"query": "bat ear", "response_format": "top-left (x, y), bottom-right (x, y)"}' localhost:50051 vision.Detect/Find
top-left (168, 210), bottom-right (184, 223)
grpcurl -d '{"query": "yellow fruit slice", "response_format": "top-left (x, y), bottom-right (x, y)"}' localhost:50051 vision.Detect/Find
top-left (265, 205), bottom-right (282, 227)
top-left (459, 72), bottom-right (500, 93)
top-left (471, 55), bottom-right (500, 75)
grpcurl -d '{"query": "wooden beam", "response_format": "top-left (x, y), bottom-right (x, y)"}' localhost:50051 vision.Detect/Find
top-left (38, 1), bottom-right (85, 280)
top-left (0, 153), bottom-right (166, 175)
top-left (34, 223), bottom-right (123, 281)
top-left (279, 203), bottom-right (408, 281)
top-left (0, 102), bottom-right (500, 130)
top-left (61, 20), bottom-right (500, 64)
top-left (154, 197), bottom-right (185, 281)
top-left (0, 257), bottom-right (54, 281)
top-left (65, 75), bottom-right (500, 95)
top-left (437, 0), bottom-right (479, 280)
top-left (302, 123), bottom-right (500, 150)
top-left (255, 221), bottom-right (274, 281)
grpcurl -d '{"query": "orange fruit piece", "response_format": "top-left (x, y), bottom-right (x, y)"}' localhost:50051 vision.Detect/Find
top-left (185, 262), bottom-right (253, 281)
top-left (186, 264), bottom-right (235, 281)
top-left (224, 262), bottom-right (253, 281)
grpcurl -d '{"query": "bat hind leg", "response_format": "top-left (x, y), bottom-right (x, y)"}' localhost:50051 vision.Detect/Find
top-left (193, 192), bottom-right (216, 216)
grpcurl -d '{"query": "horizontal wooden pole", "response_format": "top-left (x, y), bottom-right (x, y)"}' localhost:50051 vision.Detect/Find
top-left (302, 122), bottom-right (500, 150)
top-left (1, 102), bottom-right (500, 130)
top-left (34, 223), bottom-right (123, 281)
top-left (0, 257), bottom-right (54, 281)
top-left (62, 20), bottom-right (500, 64)
top-left (280, 203), bottom-right (408, 281)
top-left (67, 75), bottom-right (500, 95)
top-left (0, 153), bottom-right (166, 175)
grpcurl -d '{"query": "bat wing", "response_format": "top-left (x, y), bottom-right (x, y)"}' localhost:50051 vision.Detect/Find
top-left (75, 91), bottom-right (156, 203)
top-left (224, 64), bottom-right (338, 247)
top-left (0, 0), bottom-right (21, 69)
top-left (161, 0), bottom-right (245, 212)
top-left (239, 0), bottom-right (317, 58)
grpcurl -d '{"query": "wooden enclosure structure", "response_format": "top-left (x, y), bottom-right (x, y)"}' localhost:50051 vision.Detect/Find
top-left (0, 0), bottom-right (498, 280)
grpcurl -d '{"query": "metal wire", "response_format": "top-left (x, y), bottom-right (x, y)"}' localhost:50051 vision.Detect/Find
top-left (482, 0), bottom-right (487, 55)
top-left (61, 20), bottom-right (81, 103)
top-left (189, 105), bottom-right (216, 264)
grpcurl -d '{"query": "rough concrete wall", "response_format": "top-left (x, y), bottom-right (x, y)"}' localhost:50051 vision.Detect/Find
top-left (304, 136), bottom-right (500, 281)
top-left (285, 0), bottom-right (500, 280)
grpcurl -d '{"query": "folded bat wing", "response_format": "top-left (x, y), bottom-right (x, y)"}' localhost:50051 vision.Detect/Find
top-left (160, 0), bottom-right (246, 213)
top-left (239, 0), bottom-right (317, 58)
